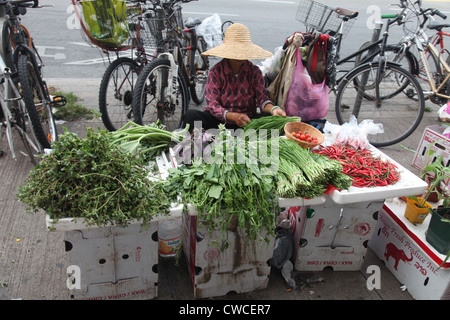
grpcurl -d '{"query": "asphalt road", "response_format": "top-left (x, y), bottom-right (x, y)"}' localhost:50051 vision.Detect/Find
top-left (22, 0), bottom-right (450, 79)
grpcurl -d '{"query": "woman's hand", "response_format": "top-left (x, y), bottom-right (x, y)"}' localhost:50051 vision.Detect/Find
top-left (264, 103), bottom-right (286, 117)
top-left (272, 107), bottom-right (286, 117)
top-left (227, 112), bottom-right (251, 127)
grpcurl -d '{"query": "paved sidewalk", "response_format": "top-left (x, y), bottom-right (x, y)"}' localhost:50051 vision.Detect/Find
top-left (1, 77), bottom-right (443, 301)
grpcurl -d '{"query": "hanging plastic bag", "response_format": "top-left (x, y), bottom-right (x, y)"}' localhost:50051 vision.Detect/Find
top-left (260, 46), bottom-right (286, 82)
top-left (81, 0), bottom-right (129, 48)
top-left (196, 13), bottom-right (222, 50)
top-left (285, 48), bottom-right (329, 122)
top-left (438, 102), bottom-right (450, 122)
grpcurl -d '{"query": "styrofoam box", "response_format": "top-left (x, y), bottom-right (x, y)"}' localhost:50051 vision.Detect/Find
top-left (294, 197), bottom-right (381, 271)
top-left (369, 199), bottom-right (450, 300)
top-left (412, 125), bottom-right (450, 183)
top-left (182, 205), bottom-right (275, 299)
top-left (65, 222), bottom-right (159, 300)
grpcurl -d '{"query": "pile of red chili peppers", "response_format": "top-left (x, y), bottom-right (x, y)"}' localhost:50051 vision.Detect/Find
top-left (313, 145), bottom-right (401, 188)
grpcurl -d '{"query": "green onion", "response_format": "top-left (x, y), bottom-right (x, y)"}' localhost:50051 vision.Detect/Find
top-left (243, 115), bottom-right (301, 138)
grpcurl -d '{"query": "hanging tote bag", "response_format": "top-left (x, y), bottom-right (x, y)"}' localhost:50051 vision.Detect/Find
top-left (268, 32), bottom-right (304, 108)
top-left (80, 0), bottom-right (129, 49)
top-left (285, 48), bottom-right (329, 122)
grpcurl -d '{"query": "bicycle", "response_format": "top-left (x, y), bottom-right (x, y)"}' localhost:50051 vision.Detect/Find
top-left (418, 21), bottom-right (450, 83)
top-left (419, 22), bottom-right (450, 80)
top-left (296, 0), bottom-right (422, 88)
top-left (0, 48), bottom-right (41, 164)
top-left (408, 1), bottom-right (449, 104)
top-left (294, 0), bottom-right (426, 147)
top-left (131, 0), bottom-right (210, 131)
top-left (73, 0), bottom-right (218, 132)
top-left (0, 0), bottom-right (62, 162)
top-left (384, 0), bottom-right (449, 105)
top-left (334, 15), bottom-right (426, 147)
top-left (73, 0), bottom-right (158, 131)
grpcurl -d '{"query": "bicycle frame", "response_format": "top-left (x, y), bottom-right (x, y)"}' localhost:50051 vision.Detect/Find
top-left (418, 29), bottom-right (450, 79)
top-left (182, 27), bottom-right (209, 89)
top-left (415, 30), bottom-right (450, 100)
top-left (331, 10), bottom-right (407, 89)
top-left (157, 51), bottom-right (179, 107)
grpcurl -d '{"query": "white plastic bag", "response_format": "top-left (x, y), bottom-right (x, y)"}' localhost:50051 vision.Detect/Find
top-left (438, 102), bottom-right (450, 122)
top-left (260, 46), bottom-right (286, 81)
top-left (324, 115), bottom-right (383, 149)
top-left (196, 13), bottom-right (222, 50)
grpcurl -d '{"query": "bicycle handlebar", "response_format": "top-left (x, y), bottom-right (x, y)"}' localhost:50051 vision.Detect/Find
top-left (432, 9), bottom-right (447, 20)
top-left (0, 0), bottom-right (38, 7)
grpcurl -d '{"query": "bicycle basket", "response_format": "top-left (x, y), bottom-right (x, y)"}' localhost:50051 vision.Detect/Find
top-left (296, 0), bottom-right (356, 37)
top-left (73, 0), bottom-right (143, 51)
top-left (145, 4), bottom-right (184, 42)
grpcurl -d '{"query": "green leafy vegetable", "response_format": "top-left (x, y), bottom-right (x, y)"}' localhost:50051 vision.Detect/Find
top-left (110, 121), bottom-right (189, 163)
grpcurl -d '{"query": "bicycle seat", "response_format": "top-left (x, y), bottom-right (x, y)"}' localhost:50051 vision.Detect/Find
top-left (185, 17), bottom-right (202, 28)
top-left (334, 7), bottom-right (359, 19)
top-left (428, 21), bottom-right (450, 31)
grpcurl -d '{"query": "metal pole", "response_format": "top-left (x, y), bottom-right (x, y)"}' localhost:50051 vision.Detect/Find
top-left (352, 21), bottom-right (383, 117)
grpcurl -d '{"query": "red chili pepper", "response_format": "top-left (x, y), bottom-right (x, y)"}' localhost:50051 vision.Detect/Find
top-left (312, 145), bottom-right (400, 189)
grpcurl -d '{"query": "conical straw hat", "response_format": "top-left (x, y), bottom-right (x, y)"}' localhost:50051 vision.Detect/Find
top-left (201, 23), bottom-right (272, 60)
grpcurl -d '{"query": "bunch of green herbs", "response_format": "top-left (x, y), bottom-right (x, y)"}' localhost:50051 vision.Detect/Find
top-left (17, 128), bottom-right (172, 227)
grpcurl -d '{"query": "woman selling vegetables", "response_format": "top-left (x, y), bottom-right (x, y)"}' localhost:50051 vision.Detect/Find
top-left (182, 23), bottom-right (286, 132)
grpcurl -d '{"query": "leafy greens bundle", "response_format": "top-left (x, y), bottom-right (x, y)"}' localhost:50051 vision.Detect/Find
top-left (17, 128), bottom-right (172, 227)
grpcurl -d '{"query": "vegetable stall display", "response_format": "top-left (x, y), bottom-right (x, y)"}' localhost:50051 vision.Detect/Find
top-left (17, 119), bottom-right (402, 247)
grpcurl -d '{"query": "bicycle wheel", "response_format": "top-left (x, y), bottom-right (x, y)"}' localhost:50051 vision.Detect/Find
top-left (18, 54), bottom-right (57, 149)
top-left (189, 36), bottom-right (208, 104)
top-left (99, 57), bottom-right (140, 131)
top-left (355, 42), bottom-right (418, 75)
top-left (132, 57), bottom-right (189, 131)
top-left (335, 62), bottom-right (425, 147)
top-left (221, 21), bottom-right (234, 39)
top-left (355, 43), bottom-right (418, 98)
top-left (12, 99), bottom-right (41, 165)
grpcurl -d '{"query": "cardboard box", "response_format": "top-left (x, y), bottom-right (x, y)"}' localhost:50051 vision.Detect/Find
top-left (293, 198), bottom-right (381, 271)
top-left (412, 125), bottom-right (450, 183)
top-left (369, 199), bottom-right (450, 300)
top-left (65, 222), bottom-right (159, 300)
top-left (182, 206), bottom-right (275, 299)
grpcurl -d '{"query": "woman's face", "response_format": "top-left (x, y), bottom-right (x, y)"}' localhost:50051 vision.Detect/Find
top-left (228, 59), bottom-right (247, 70)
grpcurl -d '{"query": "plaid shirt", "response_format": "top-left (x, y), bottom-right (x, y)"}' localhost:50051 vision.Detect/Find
top-left (204, 59), bottom-right (273, 122)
